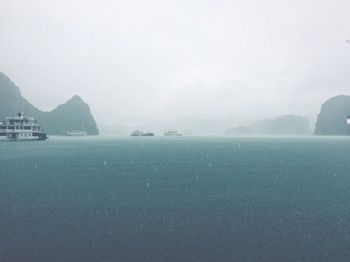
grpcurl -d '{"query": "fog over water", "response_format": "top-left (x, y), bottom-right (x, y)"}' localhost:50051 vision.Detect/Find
top-left (0, 0), bottom-right (350, 131)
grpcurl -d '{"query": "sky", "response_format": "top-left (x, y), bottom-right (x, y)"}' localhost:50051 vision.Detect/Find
top-left (0, 0), bottom-right (350, 131)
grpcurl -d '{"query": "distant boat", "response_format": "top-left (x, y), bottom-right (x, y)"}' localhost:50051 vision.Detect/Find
top-left (65, 130), bottom-right (87, 136)
top-left (131, 130), bottom-right (154, 136)
top-left (142, 132), bottom-right (154, 136)
top-left (347, 116), bottom-right (350, 125)
top-left (0, 113), bottom-right (47, 141)
top-left (164, 130), bottom-right (182, 136)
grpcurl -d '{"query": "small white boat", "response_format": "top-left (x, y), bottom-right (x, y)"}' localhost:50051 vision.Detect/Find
top-left (65, 130), bottom-right (87, 136)
top-left (164, 130), bottom-right (182, 136)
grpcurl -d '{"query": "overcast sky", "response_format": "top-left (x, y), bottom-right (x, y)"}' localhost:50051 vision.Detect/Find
top-left (0, 0), bottom-right (350, 127)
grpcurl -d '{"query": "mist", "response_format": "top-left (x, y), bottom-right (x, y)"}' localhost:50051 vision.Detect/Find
top-left (1, 0), bottom-right (350, 133)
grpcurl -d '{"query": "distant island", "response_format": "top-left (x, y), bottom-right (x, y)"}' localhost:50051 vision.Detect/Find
top-left (3, 70), bottom-right (350, 137)
top-left (315, 95), bottom-right (350, 136)
top-left (0, 72), bottom-right (99, 135)
top-left (226, 115), bottom-right (311, 135)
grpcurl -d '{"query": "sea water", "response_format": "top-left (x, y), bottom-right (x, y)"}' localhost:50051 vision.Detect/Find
top-left (1, 136), bottom-right (350, 261)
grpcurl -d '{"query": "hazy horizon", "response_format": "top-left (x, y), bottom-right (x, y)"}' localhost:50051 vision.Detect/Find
top-left (1, 0), bottom-right (350, 130)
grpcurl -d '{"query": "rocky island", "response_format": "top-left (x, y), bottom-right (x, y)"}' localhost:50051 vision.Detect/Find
top-left (0, 72), bottom-right (99, 135)
top-left (314, 95), bottom-right (350, 136)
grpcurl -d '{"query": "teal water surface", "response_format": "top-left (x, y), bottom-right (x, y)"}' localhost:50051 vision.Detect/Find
top-left (1, 136), bottom-right (350, 261)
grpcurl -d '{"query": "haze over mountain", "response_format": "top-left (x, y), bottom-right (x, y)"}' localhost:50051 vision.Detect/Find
top-left (0, 72), bottom-right (99, 135)
top-left (0, 0), bottom-right (350, 130)
top-left (226, 115), bottom-right (311, 135)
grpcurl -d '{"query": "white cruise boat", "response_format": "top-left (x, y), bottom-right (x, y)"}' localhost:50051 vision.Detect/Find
top-left (0, 113), bottom-right (47, 141)
top-left (131, 129), bottom-right (154, 136)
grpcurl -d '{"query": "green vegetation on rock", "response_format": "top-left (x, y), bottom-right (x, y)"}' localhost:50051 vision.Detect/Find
top-left (0, 72), bottom-right (99, 135)
top-left (315, 95), bottom-right (350, 136)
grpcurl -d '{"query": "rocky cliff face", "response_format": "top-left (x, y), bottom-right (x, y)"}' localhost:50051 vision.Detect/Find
top-left (0, 72), bottom-right (99, 135)
top-left (0, 72), bottom-right (40, 116)
top-left (314, 95), bottom-right (350, 135)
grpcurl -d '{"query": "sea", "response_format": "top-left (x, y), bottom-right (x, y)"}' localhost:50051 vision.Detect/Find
top-left (1, 136), bottom-right (350, 262)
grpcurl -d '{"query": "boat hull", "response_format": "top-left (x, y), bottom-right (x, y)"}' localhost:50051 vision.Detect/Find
top-left (0, 132), bottom-right (47, 141)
